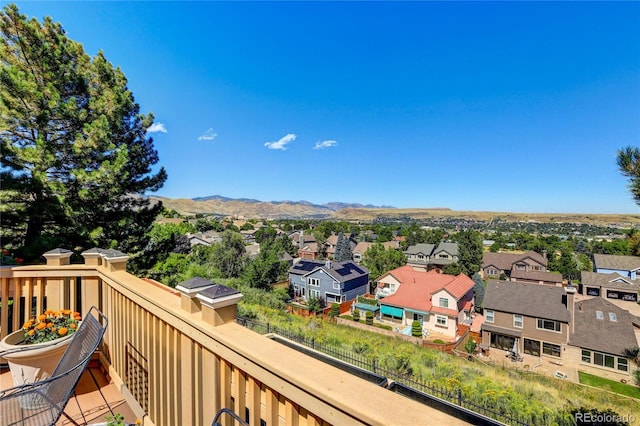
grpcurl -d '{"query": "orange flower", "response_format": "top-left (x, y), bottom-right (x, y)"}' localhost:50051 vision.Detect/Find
top-left (58, 327), bottom-right (68, 336)
top-left (35, 322), bottom-right (46, 330)
top-left (72, 312), bottom-right (80, 317)
top-left (22, 322), bottom-right (31, 329)
top-left (38, 314), bottom-right (47, 321)
top-left (47, 322), bottom-right (54, 328)
top-left (62, 309), bottom-right (71, 315)
top-left (69, 323), bottom-right (77, 329)
top-left (27, 330), bottom-right (35, 336)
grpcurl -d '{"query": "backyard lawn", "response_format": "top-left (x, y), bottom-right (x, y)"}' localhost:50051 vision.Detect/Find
top-left (578, 371), bottom-right (640, 399)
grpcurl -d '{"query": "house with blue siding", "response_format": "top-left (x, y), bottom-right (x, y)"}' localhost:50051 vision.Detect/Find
top-left (594, 254), bottom-right (640, 280)
top-left (289, 260), bottom-right (369, 306)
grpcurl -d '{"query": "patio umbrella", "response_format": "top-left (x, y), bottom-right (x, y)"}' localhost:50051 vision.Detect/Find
top-left (512, 339), bottom-right (518, 356)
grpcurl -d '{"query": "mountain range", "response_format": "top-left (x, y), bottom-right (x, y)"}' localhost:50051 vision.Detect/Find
top-left (151, 195), bottom-right (395, 218)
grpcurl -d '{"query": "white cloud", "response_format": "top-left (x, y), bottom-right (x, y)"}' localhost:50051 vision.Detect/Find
top-left (313, 140), bottom-right (337, 150)
top-left (264, 133), bottom-right (296, 150)
top-left (198, 128), bottom-right (218, 141)
top-left (147, 122), bottom-right (167, 133)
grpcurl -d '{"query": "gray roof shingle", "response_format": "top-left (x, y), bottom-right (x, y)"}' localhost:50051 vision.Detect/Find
top-left (570, 298), bottom-right (640, 356)
top-left (483, 280), bottom-right (570, 322)
top-left (594, 254), bottom-right (640, 272)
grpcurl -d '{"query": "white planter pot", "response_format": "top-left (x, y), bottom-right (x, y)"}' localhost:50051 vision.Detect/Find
top-left (0, 328), bottom-right (74, 408)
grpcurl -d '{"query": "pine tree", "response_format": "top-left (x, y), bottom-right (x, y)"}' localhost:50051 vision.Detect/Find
top-left (618, 146), bottom-right (640, 206)
top-left (334, 231), bottom-right (353, 262)
top-left (0, 5), bottom-right (167, 260)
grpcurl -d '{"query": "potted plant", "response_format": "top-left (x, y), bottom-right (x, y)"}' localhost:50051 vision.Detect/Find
top-left (0, 309), bottom-right (82, 406)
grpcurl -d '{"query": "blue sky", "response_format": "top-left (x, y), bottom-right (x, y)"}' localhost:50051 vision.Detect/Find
top-left (12, 1), bottom-right (640, 214)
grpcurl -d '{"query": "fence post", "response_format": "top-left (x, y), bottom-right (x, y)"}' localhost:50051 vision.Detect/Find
top-left (311, 337), bottom-right (315, 349)
top-left (372, 358), bottom-right (376, 373)
top-left (267, 322), bottom-right (270, 334)
top-left (457, 388), bottom-right (462, 406)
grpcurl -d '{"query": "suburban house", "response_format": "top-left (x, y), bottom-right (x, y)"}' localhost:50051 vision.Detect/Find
top-left (375, 266), bottom-right (475, 338)
top-left (352, 241), bottom-right (401, 264)
top-left (579, 271), bottom-right (640, 303)
top-left (568, 297), bottom-right (640, 379)
top-left (481, 280), bottom-right (639, 381)
top-left (481, 251), bottom-right (548, 279)
top-left (404, 242), bottom-right (459, 271)
top-left (593, 253), bottom-right (640, 280)
top-left (288, 259), bottom-right (369, 305)
top-left (481, 280), bottom-right (570, 358)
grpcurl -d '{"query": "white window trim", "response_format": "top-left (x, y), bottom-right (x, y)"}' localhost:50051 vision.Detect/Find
top-left (536, 318), bottom-right (562, 333)
top-left (485, 309), bottom-right (494, 323)
top-left (435, 315), bottom-right (448, 328)
top-left (513, 314), bottom-right (523, 328)
top-left (308, 277), bottom-right (320, 287)
top-left (439, 297), bottom-right (449, 308)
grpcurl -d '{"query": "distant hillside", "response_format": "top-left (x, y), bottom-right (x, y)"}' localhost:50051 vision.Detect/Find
top-left (151, 195), bottom-right (394, 218)
top-left (150, 195), bottom-right (640, 225)
top-left (332, 207), bottom-right (640, 226)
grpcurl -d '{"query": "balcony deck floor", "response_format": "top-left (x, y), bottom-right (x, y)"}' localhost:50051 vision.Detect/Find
top-left (1, 363), bottom-right (139, 426)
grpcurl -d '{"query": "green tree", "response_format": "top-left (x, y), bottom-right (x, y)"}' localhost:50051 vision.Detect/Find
top-left (244, 240), bottom-right (288, 289)
top-left (464, 338), bottom-right (477, 354)
top-left (211, 230), bottom-right (247, 278)
top-left (0, 5), bottom-right (167, 260)
top-left (334, 231), bottom-right (353, 262)
top-left (452, 230), bottom-right (483, 277)
top-left (361, 243), bottom-right (407, 281)
top-left (471, 273), bottom-right (485, 308)
top-left (617, 146), bottom-right (640, 206)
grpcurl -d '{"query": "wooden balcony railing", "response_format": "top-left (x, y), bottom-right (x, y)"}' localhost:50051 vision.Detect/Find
top-left (0, 248), bottom-right (465, 426)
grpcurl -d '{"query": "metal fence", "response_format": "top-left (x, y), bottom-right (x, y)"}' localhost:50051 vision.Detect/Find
top-left (237, 316), bottom-right (529, 426)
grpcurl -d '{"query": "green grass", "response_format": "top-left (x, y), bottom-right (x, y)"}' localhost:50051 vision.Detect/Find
top-left (578, 371), bottom-right (640, 399)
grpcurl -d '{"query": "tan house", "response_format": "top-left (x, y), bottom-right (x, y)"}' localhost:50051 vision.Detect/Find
top-left (352, 241), bottom-right (400, 264)
top-left (482, 280), bottom-right (639, 381)
top-left (482, 280), bottom-right (570, 358)
top-left (481, 251), bottom-right (548, 279)
top-left (509, 269), bottom-right (563, 286)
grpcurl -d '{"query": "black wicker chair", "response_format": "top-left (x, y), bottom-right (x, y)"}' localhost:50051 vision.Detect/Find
top-left (0, 307), bottom-right (110, 426)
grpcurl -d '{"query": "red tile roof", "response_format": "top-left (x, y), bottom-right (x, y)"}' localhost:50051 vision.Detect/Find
top-left (378, 266), bottom-right (475, 315)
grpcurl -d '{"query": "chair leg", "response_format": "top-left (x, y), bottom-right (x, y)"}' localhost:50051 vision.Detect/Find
top-left (87, 368), bottom-right (116, 418)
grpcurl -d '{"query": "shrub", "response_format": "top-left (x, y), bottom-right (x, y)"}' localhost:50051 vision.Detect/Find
top-left (465, 338), bottom-right (477, 354)
top-left (365, 311), bottom-right (374, 326)
top-left (329, 302), bottom-right (340, 318)
top-left (411, 320), bottom-right (422, 337)
top-left (433, 339), bottom-right (445, 344)
top-left (353, 309), bottom-right (360, 322)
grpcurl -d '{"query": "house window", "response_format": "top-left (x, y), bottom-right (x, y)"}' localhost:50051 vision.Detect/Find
top-left (516, 264), bottom-right (525, 270)
top-left (439, 297), bottom-right (449, 308)
top-left (490, 333), bottom-right (515, 351)
top-left (513, 314), bottom-right (523, 328)
top-left (418, 254), bottom-right (424, 260)
top-left (310, 289), bottom-right (320, 299)
top-left (438, 254), bottom-right (448, 259)
top-left (524, 339), bottom-right (540, 356)
top-left (618, 358), bottom-right (629, 372)
top-left (485, 310), bottom-right (494, 323)
top-left (542, 342), bottom-right (561, 358)
top-left (333, 282), bottom-right (341, 290)
top-left (436, 315), bottom-right (447, 327)
top-left (487, 268), bottom-right (498, 276)
top-left (308, 278), bottom-right (320, 287)
top-left (584, 350), bottom-right (630, 371)
top-left (537, 318), bottom-right (561, 333)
